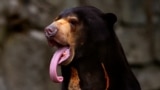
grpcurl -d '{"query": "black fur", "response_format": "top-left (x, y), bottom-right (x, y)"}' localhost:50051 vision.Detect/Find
top-left (60, 6), bottom-right (141, 90)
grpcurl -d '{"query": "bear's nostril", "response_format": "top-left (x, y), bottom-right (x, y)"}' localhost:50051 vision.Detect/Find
top-left (45, 26), bottom-right (58, 37)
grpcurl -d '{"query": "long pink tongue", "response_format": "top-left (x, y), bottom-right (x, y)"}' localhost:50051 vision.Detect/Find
top-left (49, 47), bottom-right (70, 83)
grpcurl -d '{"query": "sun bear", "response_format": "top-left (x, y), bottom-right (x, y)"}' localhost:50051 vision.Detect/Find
top-left (44, 6), bottom-right (141, 90)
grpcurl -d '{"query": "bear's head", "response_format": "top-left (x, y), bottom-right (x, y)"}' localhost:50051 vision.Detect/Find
top-left (44, 6), bottom-right (117, 83)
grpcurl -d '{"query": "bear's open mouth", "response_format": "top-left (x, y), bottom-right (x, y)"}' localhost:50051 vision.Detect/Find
top-left (48, 39), bottom-right (75, 83)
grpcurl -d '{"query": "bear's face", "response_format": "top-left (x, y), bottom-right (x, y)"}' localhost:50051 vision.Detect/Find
top-left (46, 15), bottom-right (82, 47)
top-left (45, 13), bottom-right (85, 66)
top-left (45, 6), bottom-right (117, 83)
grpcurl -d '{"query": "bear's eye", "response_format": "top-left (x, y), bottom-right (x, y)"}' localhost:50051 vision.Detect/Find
top-left (69, 19), bottom-right (78, 25)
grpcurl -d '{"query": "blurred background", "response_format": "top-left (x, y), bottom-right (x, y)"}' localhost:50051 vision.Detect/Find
top-left (0, 0), bottom-right (160, 90)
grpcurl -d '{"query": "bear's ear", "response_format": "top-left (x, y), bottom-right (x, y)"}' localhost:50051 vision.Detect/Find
top-left (102, 13), bottom-right (117, 25)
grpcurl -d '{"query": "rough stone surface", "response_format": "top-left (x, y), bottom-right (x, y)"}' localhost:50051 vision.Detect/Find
top-left (136, 66), bottom-right (160, 90)
top-left (0, 76), bottom-right (6, 90)
top-left (0, 49), bottom-right (7, 90)
top-left (116, 26), bottom-right (152, 64)
top-left (155, 28), bottom-right (160, 61)
top-left (0, 0), bottom-right (159, 90)
top-left (121, 0), bottom-right (146, 24)
top-left (2, 31), bottom-right (60, 90)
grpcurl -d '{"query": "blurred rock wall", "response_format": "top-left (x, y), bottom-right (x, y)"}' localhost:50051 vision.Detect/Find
top-left (0, 0), bottom-right (160, 90)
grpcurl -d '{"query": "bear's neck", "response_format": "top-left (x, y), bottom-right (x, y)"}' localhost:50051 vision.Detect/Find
top-left (61, 56), bottom-right (109, 90)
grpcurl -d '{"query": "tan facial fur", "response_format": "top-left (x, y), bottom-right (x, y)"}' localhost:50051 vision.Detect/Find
top-left (51, 15), bottom-right (82, 47)
top-left (48, 15), bottom-right (83, 65)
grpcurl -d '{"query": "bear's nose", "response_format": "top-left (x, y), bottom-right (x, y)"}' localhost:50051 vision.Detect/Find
top-left (45, 25), bottom-right (58, 38)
